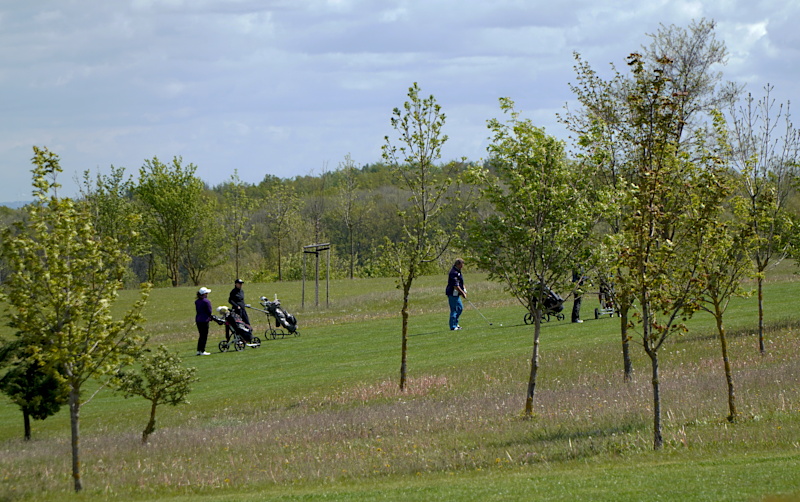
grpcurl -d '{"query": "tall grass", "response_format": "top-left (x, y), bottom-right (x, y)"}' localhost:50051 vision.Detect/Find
top-left (0, 271), bottom-right (799, 501)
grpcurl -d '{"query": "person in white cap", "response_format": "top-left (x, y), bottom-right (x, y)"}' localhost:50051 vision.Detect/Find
top-left (194, 287), bottom-right (213, 355)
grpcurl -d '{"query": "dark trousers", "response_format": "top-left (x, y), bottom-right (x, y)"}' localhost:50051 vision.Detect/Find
top-left (571, 295), bottom-right (582, 322)
top-left (196, 321), bottom-right (209, 352)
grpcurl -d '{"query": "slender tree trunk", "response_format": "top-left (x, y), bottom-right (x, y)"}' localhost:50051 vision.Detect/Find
top-left (23, 408), bottom-right (31, 441)
top-left (348, 230), bottom-right (355, 280)
top-left (234, 241), bottom-right (240, 280)
top-left (142, 401), bottom-right (157, 443)
top-left (758, 276), bottom-right (766, 354)
top-left (715, 303), bottom-right (738, 422)
top-left (620, 306), bottom-right (633, 382)
top-left (69, 387), bottom-right (82, 492)
top-left (646, 346), bottom-right (663, 450)
top-left (277, 238), bottom-right (283, 282)
top-left (525, 310), bottom-right (542, 417)
top-left (399, 280), bottom-right (411, 391)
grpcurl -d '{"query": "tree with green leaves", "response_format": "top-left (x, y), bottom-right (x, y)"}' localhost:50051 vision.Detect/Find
top-left (335, 153), bottom-right (371, 279)
top-left (612, 54), bottom-right (731, 450)
top-left (562, 18), bottom-right (739, 382)
top-left (182, 198), bottom-right (225, 286)
top-left (78, 166), bottom-right (146, 286)
top-left (382, 83), bottom-right (469, 391)
top-left (263, 183), bottom-right (302, 281)
top-left (220, 170), bottom-right (258, 279)
top-left (115, 345), bottom-right (198, 444)
top-left (468, 98), bottom-right (607, 416)
top-left (0, 147), bottom-right (151, 492)
top-left (727, 86), bottom-right (800, 354)
top-left (135, 156), bottom-right (206, 287)
top-left (688, 113), bottom-right (753, 423)
top-left (0, 340), bottom-right (69, 440)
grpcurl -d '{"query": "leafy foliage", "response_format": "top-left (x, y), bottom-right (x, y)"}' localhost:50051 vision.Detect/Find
top-left (0, 146), bottom-right (151, 491)
top-left (381, 83), bottom-right (470, 390)
top-left (115, 345), bottom-right (198, 443)
top-left (468, 97), bottom-right (608, 415)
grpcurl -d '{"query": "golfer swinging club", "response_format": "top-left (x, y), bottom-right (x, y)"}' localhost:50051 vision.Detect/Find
top-left (446, 258), bottom-right (466, 331)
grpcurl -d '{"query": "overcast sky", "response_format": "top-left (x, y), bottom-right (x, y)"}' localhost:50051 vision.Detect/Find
top-left (1, 0), bottom-right (798, 204)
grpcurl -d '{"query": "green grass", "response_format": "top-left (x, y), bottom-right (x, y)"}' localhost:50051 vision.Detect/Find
top-left (1, 271), bottom-right (800, 501)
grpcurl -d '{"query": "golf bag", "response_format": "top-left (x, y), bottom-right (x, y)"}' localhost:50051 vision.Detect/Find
top-left (259, 296), bottom-right (298, 334)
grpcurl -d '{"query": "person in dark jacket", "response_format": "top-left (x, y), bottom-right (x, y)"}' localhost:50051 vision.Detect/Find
top-left (195, 287), bottom-right (213, 355)
top-left (572, 270), bottom-right (586, 323)
top-left (228, 279), bottom-right (251, 325)
top-left (445, 258), bottom-right (467, 330)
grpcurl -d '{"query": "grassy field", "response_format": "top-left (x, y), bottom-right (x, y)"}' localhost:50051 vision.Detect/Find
top-left (0, 269), bottom-right (799, 501)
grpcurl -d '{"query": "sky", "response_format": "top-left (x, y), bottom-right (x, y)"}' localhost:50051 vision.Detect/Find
top-left (1, 0), bottom-right (798, 204)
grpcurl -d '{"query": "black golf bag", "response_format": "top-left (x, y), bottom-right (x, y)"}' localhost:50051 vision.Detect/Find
top-left (216, 309), bottom-right (254, 343)
top-left (259, 296), bottom-right (298, 334)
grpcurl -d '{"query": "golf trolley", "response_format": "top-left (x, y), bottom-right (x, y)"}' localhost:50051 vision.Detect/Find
top-left (523, 283), bottom-right (565, 324)
top-left (247, 296), bottom-right (300, 340)
top-left (213, 306), bottom-right (261, 352)
top-left (594, 280), bottom-right (617, 319)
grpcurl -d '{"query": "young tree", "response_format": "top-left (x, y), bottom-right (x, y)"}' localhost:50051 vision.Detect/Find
top-left (115, 345), bottom-right (198, 444)
top-left (382, 83), bottom-right (468, 391)
top-left (468, 98), bottom-right (606, 416)
top-left (182, 200), bottom-right (225, 286)
top-left (0, 341), bottom-right (69, 440)
top-left (613, 55), bottom-right (730, 450)
top-left (336, 154), bottom-right (371, 279)
top-left (0, 147), bottom-right (151, 492)
top-left (220, 171), bottom-right (258, 279)
top-left (562, 19), bottom-right (739, 381)
top-left (79, 166), bottom-right (145, 250)
top-left (135, 156), bottom-right (206, 287)
top-left (263, 183), bottom-right (302, 281)
top-left (727, 87), bottom-right (800, 354)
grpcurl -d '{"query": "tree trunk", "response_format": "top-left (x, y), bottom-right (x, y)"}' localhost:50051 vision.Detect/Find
top-left (399, 279), bottom-right (412, 391)
top-left (142, 401), bottom-right (157, 444)
top-left (69, 387), bottom-right (82, 492)
top-left (715, 303), bottom-right (737, 422)
top-left (348, 226), bottom-right (355, 280)
top-left (647, 347), bottom-right (663, 450)
top-left (620, 306), bottom-right (633, 382)
top-left (758, 276), bottom-right (765, 354)
top-left (23, 408), bottom-right (31, 441)
top-left (277, 237), bottom-right (283, 282)
top-left (234, 241), bottom-right (240, 280)
top-left (524, 310), bottom-right (542, 417)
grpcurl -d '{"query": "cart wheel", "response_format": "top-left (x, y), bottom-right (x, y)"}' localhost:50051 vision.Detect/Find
top-left (218, 341), bottom-right (229, 353)
top-left (251, 336), bottom-right (261, 348)
top-left (270, 329), bottom-right (277, 340)
top-left (523, 313), bottom-right (533, 325)
top-left (556, 313), bottom-right (565, 321)
top-left (234, 339), bottom-right (245, 351)
top-left (293, 330), bottom-right (300, 337)
top-left (595, 308), bottom-right (600, 320)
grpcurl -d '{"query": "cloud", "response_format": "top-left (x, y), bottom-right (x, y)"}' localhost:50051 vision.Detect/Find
top-left (1, 0), bottom-right (799, 203)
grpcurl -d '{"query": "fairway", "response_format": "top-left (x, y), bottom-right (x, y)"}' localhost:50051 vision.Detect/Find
top-left (1, 272), bottom-right (799, 501)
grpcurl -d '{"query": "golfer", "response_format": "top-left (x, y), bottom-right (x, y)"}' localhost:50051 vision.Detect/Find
top-left (446, 258), bottom-right (467, 330)
top-left (228, 279), bottom-right (251, 325)
top-left (195, 287), bottom-right (213, 355)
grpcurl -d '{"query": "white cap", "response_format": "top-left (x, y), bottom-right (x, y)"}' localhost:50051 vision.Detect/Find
top-left (198, 287), bottom-right (211, 295)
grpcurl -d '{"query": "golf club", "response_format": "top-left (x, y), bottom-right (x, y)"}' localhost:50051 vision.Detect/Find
top-left (467, 298), bottom-right (501, 326)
